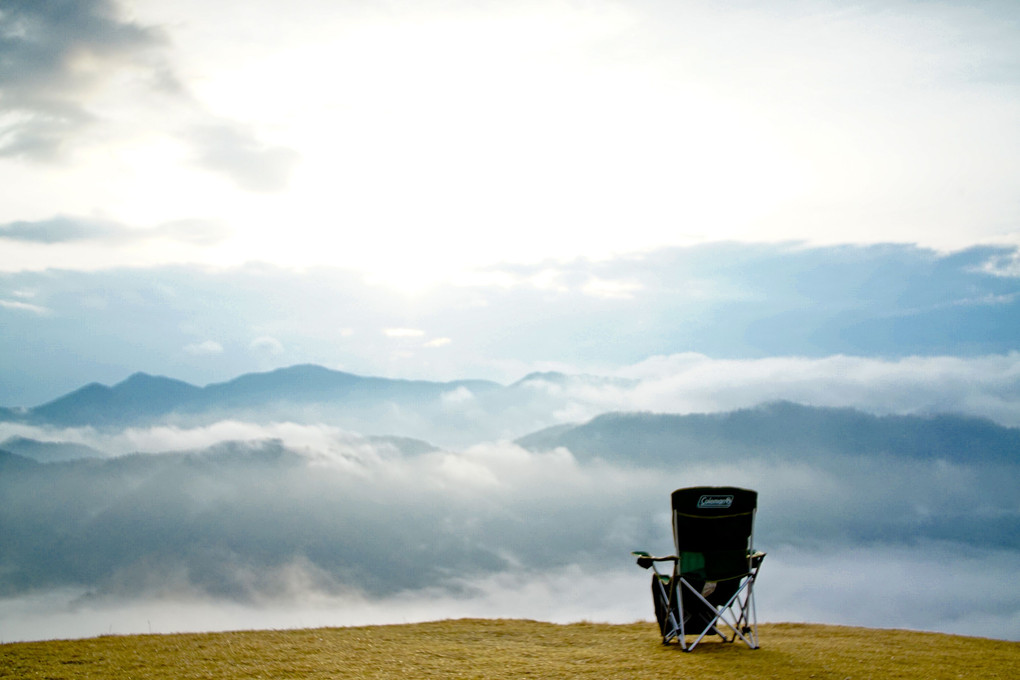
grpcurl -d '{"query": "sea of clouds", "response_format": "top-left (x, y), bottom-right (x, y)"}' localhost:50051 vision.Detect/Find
top-left (2, 410), bottom-right (1017, 643)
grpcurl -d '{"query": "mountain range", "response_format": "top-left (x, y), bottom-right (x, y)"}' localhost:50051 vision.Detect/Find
top-left (1, 364), bottom-right (502, 427)
top-left (517, 401), bottom-right (1020, 464)
top-left (1, 363), bottom-right (1018, 640)
top-left (0, 364), bottom-right (636, 446)
top-left (5, 364), bottom-right (1019, 463)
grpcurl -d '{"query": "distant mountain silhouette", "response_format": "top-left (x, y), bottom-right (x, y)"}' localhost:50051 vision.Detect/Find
top-left (516, 401), bottom-right (1020, 464)
top-left (508, 371), bottom-right (638, 390)
top-left (208, 364), bottom-right (499, 406)
top-left (4, 364), bottom-right (502, 427)
top-left (26, 373), bottom-right (202, 426)
top-left (364, 435), bottom-right (442, 456)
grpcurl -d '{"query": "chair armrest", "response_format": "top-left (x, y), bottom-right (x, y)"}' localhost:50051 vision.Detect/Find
top-left (750, 551), bottom-right (766, 568)
top-left (632, 551), bottom-right (678, 569)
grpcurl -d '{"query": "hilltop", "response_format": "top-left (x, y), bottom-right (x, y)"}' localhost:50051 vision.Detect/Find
top-left (1, 620), bottom-right (1017, 679)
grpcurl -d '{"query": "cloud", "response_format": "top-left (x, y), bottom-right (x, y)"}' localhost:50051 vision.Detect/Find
top-left (0, 420), bottom-right (349, 458)
top-left (441, 386), bottom-right (474, 405)
top-left (186, 121), bottom-right (301, 193)
top-left (982, 249), bottom-right (1020, 278)
top-left (154, 219), bottom-right (233, 246)
top-left (757, 542), bottom-right (1020, 639)
top-left (0, 0), bottom-right (166, 160)
top-left (0, 428), bottom-right (1015, 642)
top-left (0, 216), bottom-right (123, 243)
top-left (384, 328), bottom-right (425, 338)
top-left (183, 340), bottom-right (223, 356)
top-left (612, 353), bottom-right (1020, 427)
top-left (0, 299), bottom-right (50, 315)
top-left (580, 277), bottom-right (642, 300)
top-left (0, 568), bottom-right (646, 643)
top-left (0, 0), bottom-right (299, 190)
top-left (0, 216), bottom-right (231, 245)
top-left (0, 0), bottom-right (1017, 281)
top-left (249, 336), bottom-right (285, 357)
top-left (2, 548), bottom-right (1016, 643)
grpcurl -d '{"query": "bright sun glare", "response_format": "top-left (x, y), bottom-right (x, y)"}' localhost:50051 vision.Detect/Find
top-left (50, 2), bottom-right (805, 291)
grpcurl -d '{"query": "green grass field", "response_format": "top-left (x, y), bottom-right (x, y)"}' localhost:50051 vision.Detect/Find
top-left (2, 619), bottom-right (1017, 679)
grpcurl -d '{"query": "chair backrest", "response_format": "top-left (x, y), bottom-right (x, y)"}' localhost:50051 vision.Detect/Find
top-left (672, 486), bottom-right (757, 581)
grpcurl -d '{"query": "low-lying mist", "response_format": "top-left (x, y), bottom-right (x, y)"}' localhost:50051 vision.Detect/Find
top-left (2, 416), bottom-right (1017, 642)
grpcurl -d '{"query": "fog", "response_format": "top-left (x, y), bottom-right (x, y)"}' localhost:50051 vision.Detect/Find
top-left (6, 546), bottom-right (1018, 644)
top-left (2, 419), bottom-right (1017, 642)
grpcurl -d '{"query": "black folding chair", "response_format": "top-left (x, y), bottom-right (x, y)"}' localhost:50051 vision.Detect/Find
top-left (634, 486), bottom-right (765, 651)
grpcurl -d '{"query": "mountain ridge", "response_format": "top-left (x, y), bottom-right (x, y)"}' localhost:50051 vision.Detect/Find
top-left (4, 364), bottom-right (504, 427)
top-left (7, 366), bottom-right (1020, 458)
top-left (515, 400), bottom-right (1020, 464)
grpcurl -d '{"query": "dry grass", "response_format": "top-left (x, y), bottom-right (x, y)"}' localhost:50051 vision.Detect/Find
top-left (2, 619), bottom-right (1017, 680)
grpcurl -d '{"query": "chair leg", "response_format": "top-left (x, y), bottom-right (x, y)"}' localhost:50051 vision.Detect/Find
top-left (677, 576), bottom-right (760, 651)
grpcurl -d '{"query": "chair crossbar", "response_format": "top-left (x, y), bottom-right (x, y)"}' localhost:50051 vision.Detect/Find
top-left (677, 572), bottom-right (758, 650)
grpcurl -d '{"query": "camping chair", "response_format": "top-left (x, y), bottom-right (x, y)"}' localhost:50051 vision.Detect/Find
top-left (633, 486), bottom-right (765, 651)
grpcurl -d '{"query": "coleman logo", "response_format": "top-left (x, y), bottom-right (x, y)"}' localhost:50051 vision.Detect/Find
top-left (697, 495), bottom-right (734, 509)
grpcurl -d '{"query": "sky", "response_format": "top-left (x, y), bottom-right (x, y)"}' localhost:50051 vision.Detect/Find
top-left (1, 0), bottom-right (1019, 404)
top-left (2, 1), bottom-right (1018, 274)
